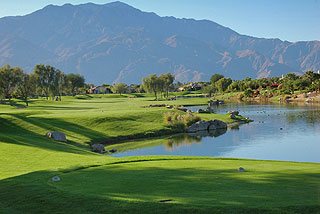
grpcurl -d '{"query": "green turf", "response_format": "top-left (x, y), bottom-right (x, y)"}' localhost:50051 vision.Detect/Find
top-left (53, 158), bottom-right (320, 207)
top-left (0, 94), bottom-right (319, 213)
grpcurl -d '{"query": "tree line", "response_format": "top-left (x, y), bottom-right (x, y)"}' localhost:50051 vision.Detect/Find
top-left (0, 64), bottom-right (85, 106)
top-left (202, 71), bottom-right (320, 97)
top-left (2, 62), bottom-right (319, 105)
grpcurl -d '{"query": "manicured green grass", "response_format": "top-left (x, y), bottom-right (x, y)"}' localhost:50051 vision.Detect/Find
top-left (0, 94), bottom-right (319, 213)
top-left (1, 157), bottom-right (319, 213)
top-left (54, 157), bottom-right (320, 208)
top-left (0, 94), bottom-right (241, 179)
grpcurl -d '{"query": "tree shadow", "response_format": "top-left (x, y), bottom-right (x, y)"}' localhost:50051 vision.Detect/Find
top-left (0, 113), bottom-right (109, 155)
top-left (0, 161), bottom-right (319, 213)
top-left (52, 162), bottom-right (320, 208)
top-left (31, 105), bottom-right (96, 110)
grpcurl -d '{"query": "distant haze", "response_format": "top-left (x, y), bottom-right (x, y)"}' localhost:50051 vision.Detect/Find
top-left (0, 2), bottom-right (319, 84)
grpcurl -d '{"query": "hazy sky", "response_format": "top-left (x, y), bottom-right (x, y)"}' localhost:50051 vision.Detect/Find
top-left (0, 0), bottom-right (319, 42)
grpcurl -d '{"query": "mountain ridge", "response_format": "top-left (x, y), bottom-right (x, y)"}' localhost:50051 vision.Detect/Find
top-left (0, 1), bottom-right (319, 84)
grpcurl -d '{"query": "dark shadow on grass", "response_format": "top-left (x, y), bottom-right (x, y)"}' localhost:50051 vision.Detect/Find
top-left (0, 114), bottom-right (109, 155)
top-left (32, 105), bottom-right (96, 110)
top-left (55, 163), bottom-right (320, 208)
top-left (0, 165), bottom-right (319, 214)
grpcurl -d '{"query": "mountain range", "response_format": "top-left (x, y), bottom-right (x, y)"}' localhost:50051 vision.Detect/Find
top-left (0, 1), bottom-right (319, 84)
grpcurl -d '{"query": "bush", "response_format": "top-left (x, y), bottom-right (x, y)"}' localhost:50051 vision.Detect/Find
top-left (163, 111), bottom-right (201, 131)
top-left (184, 112), bottom-right (201, 126)
top-left (244, 89), bottom-right (254, 97)
top-left (280, 89), bottom-right (291, 95)
top-left (170, 121), bottom-right (186, 132)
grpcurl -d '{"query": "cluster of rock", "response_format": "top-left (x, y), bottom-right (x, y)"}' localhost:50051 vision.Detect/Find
top-left (228, 110), bottom-right (239, 119)
top-left (90, 143), bottom-right (117, 154)
top-left (45, 131), bottom-right (67, 142)
top-left (208, 100), bottom-right (224, 106)
top-left (45, 131), bottom-right (117, 154)
top-left (144, 104), bottom-right (167, 108)
top-left (144, 104), bottom-right (188, 112)
top-left (187, 119), bottom-right (227, 133)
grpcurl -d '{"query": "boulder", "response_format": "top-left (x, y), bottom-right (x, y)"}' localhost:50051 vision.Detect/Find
top-left (208, 119), bottom-right (227, 129)
top-left (208, 101), bottom-right (215, 107)
top-left (228, 110), bottom-right (239, 116)
top-left (91, 143), bottom-right (106, 154)
top-left (187, 119), bottom-right (227, 132)
top-left (230, 114), bottom-right (236, 119)
top-left (109, 149), bottom-right (117, 153)
top-left (52, 176), bottom-right (61, 182)
top-left (207, 107), bottom-right (214, 113)
top-left (46, 131), bottom-right (67, 142)
top-left (187, 119), bottom-right (227, 133)
top-left (238, 167), bottom-right (245, 172)
top-left (187, 120), bottom-right (209, 132)
top-left (197, 109), bottom-right (206, 113)
top-left (208, 124), bottom-right (216, 130)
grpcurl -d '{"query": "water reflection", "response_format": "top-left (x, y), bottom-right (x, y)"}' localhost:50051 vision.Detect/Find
top-left (165, 129), bottom-right (227, 151)
top-left (112, 102), bottom-right (320, 163)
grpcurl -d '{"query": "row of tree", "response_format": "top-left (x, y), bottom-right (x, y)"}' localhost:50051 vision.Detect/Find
top-left (2, 62), bottom-right (320, 105)
top-left (202, 71), bottom-right (320, 96)
top-left (0, 64), bottom-right (85, 106)
top-left (142, 73), bottom-right (175, 100)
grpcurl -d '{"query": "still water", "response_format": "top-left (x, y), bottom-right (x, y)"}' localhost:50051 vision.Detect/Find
top-left (111, 102), bottom-right (320, 163)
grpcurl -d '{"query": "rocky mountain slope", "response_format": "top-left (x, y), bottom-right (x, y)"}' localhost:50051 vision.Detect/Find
top-left (0, 1), bottom-right (319, 84)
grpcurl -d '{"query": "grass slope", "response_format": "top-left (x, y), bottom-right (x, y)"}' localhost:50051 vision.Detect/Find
top-left (0, 94), bottom-right (319, 213)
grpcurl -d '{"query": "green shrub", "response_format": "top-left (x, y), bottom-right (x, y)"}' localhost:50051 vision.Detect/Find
top-left (170, 121), bottom-right (186, 132)
top-left (163, 112), bottom-right (173, 124)
top-left (244, 89), bottom-right (254, 97)
top-left (280, 89), bottom-right (291, 95)
top-left (184, 112), bottom-right (201, 126)
top-left (163, 111), bottom-right (201, 131)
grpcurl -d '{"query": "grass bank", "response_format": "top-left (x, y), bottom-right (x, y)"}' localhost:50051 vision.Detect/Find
top-left (0, 94), bottom-right (319, 213)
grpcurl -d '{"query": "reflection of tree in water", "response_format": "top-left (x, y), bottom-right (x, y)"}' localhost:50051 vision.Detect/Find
top-left (165, 129), bottom-right (227, 151)
top-left (286, 110), bottom-right (320, 125)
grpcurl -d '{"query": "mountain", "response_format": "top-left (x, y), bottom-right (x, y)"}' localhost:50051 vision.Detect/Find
top-left (0, 1), bottom-right (319, 84)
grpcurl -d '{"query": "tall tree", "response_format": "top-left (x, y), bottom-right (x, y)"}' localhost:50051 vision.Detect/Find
top-left (163, 73), bottom-right (175, 98)
top-left (215, 77), bottom-right (232, 93)
top-left (65, 73), bottom-right (85, 95)
top-left (17, 72), bottom-right (37, 106)
top-left (210, 74), bottom-right (224, 84)
top-left (0, 64), bottom-right (23, 105)
top-left (51, 69), bottom-right (65, 101)
top-left (143, 74), bottom-right (159, 100)
top-left (202, 84), bottom-right (216, 96)
top-left (112, 83), bottom-right (127, 95)
top-left (304, 70), bottom-right (320, 84)
top-left (34, 64), bottom-right (50, 99)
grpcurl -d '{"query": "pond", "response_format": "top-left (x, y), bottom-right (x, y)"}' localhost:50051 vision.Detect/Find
top-left (111, 102), bottom-right (320, 163)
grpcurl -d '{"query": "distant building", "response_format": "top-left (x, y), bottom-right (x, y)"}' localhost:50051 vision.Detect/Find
top-left (177, 83), bottom-right (203, 92)
top-left (178, 87), bottom-right (185, 92)
top-left (88, 86), bottom-right (112, 94)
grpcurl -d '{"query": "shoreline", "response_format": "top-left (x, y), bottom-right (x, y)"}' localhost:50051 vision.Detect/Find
top-left (100, 118), bottom-right (250, 146)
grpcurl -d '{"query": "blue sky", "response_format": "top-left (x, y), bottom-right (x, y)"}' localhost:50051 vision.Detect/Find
top-left (0, 0), bottom-right (319, 42)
